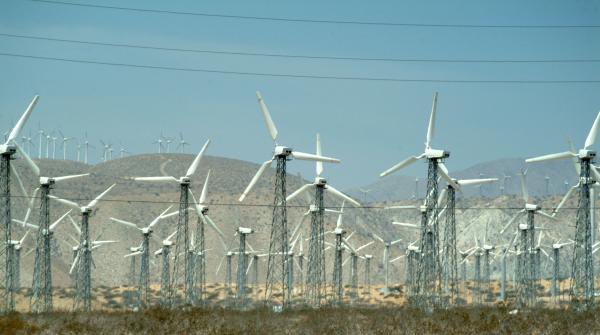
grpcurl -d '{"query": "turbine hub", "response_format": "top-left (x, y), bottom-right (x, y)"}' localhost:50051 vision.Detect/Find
top-left (315, 177), bottom-right (327, 185)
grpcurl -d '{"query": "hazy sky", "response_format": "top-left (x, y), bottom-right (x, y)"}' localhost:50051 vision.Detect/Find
top-left (1, 0), bottom-right (599, 189)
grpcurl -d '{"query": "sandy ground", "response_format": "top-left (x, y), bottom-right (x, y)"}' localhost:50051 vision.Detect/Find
top-left (1, 278), bottom-right (585, 312)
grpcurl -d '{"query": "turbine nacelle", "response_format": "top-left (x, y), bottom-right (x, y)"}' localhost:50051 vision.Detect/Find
top-left (0, 144), bottom-right (16, 155)
top-left (525, 203), bottom-right (541, 211)
top-left (179, 176), bottom-right (191, 185)
top-left (80, 207), bottom-right (93, 214)
top-left (424, 148), bottom-right (450, 159)
top-left (315, 177), bottom-right (327, 185)
top-left (141, 227), bottom-right (152, 235)
top-left (334, 227), bottom-right (345, 235)
top-left (578, 149), bottom-right (596, 160)
top-left (274, 145), bottom-right (292, 157)
top-left (518, 223), bottom-right (529, 231)
top-left (237, 227), bottom-right (253, 235)
top-left (365, 254), bottom-right (373, 259)
top-left (39, 177), bottom-right (55, 186)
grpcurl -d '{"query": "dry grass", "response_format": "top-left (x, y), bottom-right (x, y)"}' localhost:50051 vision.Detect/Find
top-left (2, 305), bottom-right (600, 335)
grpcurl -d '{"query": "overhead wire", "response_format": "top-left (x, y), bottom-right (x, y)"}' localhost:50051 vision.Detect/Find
top-left (27, 0), bottom-right (600, 29)
top-left (1, 52), bottom-right (599, 84)
top-left (2, 32), bottom-right (598, 64)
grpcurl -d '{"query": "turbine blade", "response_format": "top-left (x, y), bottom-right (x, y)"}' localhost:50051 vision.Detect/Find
top-left (199, 170), bottom-right (211, 204)
top-left (519, 172), bottom-right (529, 203)
top-left (525, 151), bottom-right (574, 163)
top-left (16, 143), bottom-right (40, 176)
top-left (48, 195), bottom-right (81, 210)
top-left (554, 184), bottom-right (578, 215)
top-left (185, 139), bottom-right (211, 177)
top-left (110, 217), bottom-right (139, 230)
top-left (49, 210), bottom-right (72, 231)
top-left (256, 91), bottom-right (278, 141)
top-left (380, 156), bottom-right (420, 178)
top-left (68, 215), bottom-right (81, 235)
top-left (6, 95), bottom-right (39, 144)
top-left (457, 178), bottom-right (498, 187)
top-left (324, 184), bottom-right (361, 207)
top-left (286, 183), bottom-right (314, 203)
top-left (203, 214), bottom-right (228, 251)
top-left (500, 209), bottom-right (525, 234)
top-left (437, 163), bottom-right (458, 189)
top-left (134, 176), bottom-right (178, 183)
top-left (87, 183), bottom-right (116, 208)
top-left (291, 151), bottom-right (340, 163)
top-left (316, 133), bottom-right (323, 177)
top-left (69, 252), bottom-right (80, 274)
top-left (10, 164), bottom-right (28, 198)
top-left (585, 111), bottom-right (600, 149)
top-left (239, 159), bottom-right (272, 202)
top-left (53, 173), bottom-right (89, 183)
top-left (425, 92), bottom-right (438, 149)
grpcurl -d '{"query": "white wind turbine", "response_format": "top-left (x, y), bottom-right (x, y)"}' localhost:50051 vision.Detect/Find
top-left (48, 183), bottom-right (116, 311)
top-left (371, 233), bottom-right (402, 292)
top-left (526, 112), bottom-right (600, 305)
top-left (133, 139), bottom-right (210, 304)
top-left (238, 92), bottom-right (340, 202)
top-left (58, 130), bottom-right (71, 160)
top-left (286, 133), bottom-right (360, 207)
top-left (238, 91), bottom-right (340, 306)
top-left (0, 95), bottom-right (39, 311)
top-left (111, 206), bottom-right (173, 306)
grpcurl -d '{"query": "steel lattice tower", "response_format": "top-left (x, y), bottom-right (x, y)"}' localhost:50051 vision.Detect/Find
top-left (225, 252), bottom-right (233, 305)
top-left (332, 230), bottom-right (344, 304)
top-left (551, 247), bottom-right (560, 303)
top-left (1, 152), bottom-right (14, 312)
top-left (159, 246), bottom-right (171, 307)
top-left (286, 253), bottom-right (294, 303)
top-left (31, 184), bottom-right (52, 313)
top-left (236, 228), bottom-right (253, 307)
top-left (459, 252), bottom-right (468, 302)
top-left (137, 233), bottom-right (150, 308)
top-left (128, 253), bottom-right (137, 287)
top-left (170, 182), bottom-right (191, 305)
top-left (516, 225), bottom-right (534, 308)
top-left (414, 159), bottom-right (443, 309)
top-left (13, 245), bottom-right (21, 293)
top-left (473, 252), bottom-right (482, 305)
top-left (265, 156), bottom-right (289, 306)
top-left (305, 183), bottom-right (325, 307)
top-left (364, 255), bottom-right (372, 297)
top-left (442, 185), bottom-right (458, 303)
top-left (483, 249), bottom-right (492, 301)
top-left (406, 249), bottom-right (417, 297)
top-left (252, 254), bottom-right (259, 300)
top-left (297, 252), bottom-right (304, 297)
top-left (194, 216), bottom-right (206, 305)
top-left (570, 157), bottom-right (595, 308)
top-left (350, 253), bottom-right (358, 302)
top-left (74, 209), bottom-right (92, 311)
top-left (500, 251), bottom-right (507, 302)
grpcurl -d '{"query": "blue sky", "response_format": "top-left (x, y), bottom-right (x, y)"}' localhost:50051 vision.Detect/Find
top-left (1, 0), bottom-right (599, 189)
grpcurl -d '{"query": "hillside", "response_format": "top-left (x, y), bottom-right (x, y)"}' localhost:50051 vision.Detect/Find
top-left (5, 154), bottom-right (586, 289)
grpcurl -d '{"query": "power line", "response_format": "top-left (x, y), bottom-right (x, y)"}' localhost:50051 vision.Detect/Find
top-left (3, 32), bottom-right (599, 64)
top-left (27, 0), bottom-right (600, 29)
top-left (1, 51), bottom-right (599, 84)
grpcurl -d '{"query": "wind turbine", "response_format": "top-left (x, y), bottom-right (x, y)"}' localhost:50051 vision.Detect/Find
top-left (133, 139), bottom-right (210, 305)
top-left (371, 233), bottom-right (402, 293)
top-left (379, 92), bottom-right (449, 306)
top-left (436, 169), bottom-right (497, 304)
top-left (188, 171), bottom-right (228, 305)
top-left (286, 133), bottom-right (358, 307)
top-left (177, 133), bottom-right (190, 153)
top-left (7, 231), bottom-right (29, 295)
top-left (58, 130), bottom-right (71, 160)
top-left (49, 183), bottom-right (116, 311)
top-left (111, 206), bottom-right (173, 307)
top-left (0, 95), bottom-right (38, 311)
top-left (525, 111), bottom-right (600, 308)
top-left (341, 237), bottom-right (373, 302)
top-left (154, 230), bottom-right (177, 306)
top-left (153, 136), bottom-right (164, 154)
top-left (238, 91), bottom-right (340, 307)
top-left (83, 132), bottom-right (94, 164)
top-left (15, 210), bottom-right (71, 312)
